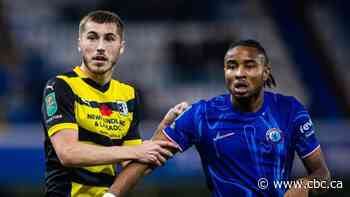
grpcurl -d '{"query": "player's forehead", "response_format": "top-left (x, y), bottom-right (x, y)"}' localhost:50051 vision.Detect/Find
top-left (225, 46), bottom-right (262, 62)
top-left (82, 20), bottom-right (118, 36)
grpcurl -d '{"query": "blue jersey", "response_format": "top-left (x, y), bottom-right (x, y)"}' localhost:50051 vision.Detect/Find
top-left (163, 91), bottom-right (320, 197)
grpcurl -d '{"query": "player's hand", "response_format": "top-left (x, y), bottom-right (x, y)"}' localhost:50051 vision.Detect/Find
top-left (284, 180), bottom-right (309, 197)
top-left (161, 102), bottom-right (189, 126)
top-left (284, 188), bottom-right (308, 197)
top-left (133, 140), bottom-right (178, 166)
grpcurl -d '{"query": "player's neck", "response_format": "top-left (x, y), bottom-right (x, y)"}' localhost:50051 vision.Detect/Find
top-left (231, 91), bottom-right (264, 113)
top-left (80, 64), bottom-right (112, 86)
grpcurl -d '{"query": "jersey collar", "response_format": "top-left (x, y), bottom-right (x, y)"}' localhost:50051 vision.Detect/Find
top-left (227, 92), bottom-right (268, 118)
top-left (73, 66), bottom-right (111, 93)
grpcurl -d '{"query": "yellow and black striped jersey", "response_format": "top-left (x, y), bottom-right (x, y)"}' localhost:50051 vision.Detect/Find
top-left (42, 66), bottom-right (141, 197)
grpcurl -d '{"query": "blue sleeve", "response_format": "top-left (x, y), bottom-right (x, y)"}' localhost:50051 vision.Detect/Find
top-left (163, 101), bottom-right (204, 152)
top-left (291, 98), bottom-right (320, 159)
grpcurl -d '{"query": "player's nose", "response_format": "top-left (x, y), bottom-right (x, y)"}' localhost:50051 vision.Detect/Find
top-left (96, 39), bottom-right (106, 52)
top-left (235, 65), bottom-right (246, 79)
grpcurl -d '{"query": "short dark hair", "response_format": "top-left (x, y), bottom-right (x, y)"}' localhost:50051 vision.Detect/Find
top-left (227, 39), bottom-right (276, 88)
top-left (79, 10), bottom-right (124, 38)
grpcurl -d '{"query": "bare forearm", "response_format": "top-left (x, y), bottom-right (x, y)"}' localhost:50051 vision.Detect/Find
top-left (153, 103), bottom-right (187, 138)
top-left (153, 117), bottom-right (171, 137)
top-left (52, 128), bottom-right (177, 169)
top-left (299, 167), bottom-right (331, 195)
top-left (107, 102), bottom-right (187, 196)
top-left (107, 121), bottom-right (178, 196)
top-left (107, 128), bottom-right (169, 196)
top-left (109, 162), bottom-right (149, 196)
top-left (301, 148), bottom-right (331, 195)
top-left (108, 132), bottom-right (177, 196)
top-left (60, 143), bottom-right (135, 167)
top-left (302, 168), bottom-right (331, 182)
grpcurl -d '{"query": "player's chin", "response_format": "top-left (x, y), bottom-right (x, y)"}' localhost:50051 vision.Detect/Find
top-left (230, 89), bottom-right (252, 100)
top-left (232, 93), bottom-right (250, 100)
top-left (89, 63), bottom-right (113, 74)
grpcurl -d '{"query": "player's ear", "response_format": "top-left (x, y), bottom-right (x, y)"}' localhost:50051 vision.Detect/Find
top-left (120, 40), bottom-right (126, 54)
top-left (78, 37), bottom-right (82, 52)
top-left (263, 64), bottom-right (271, 81)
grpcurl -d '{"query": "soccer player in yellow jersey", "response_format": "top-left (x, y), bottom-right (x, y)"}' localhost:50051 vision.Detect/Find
top-left (41, 10), bottom-right (177, 197)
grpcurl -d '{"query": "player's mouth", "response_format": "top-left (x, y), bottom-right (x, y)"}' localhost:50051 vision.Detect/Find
top-left (92, 56), bottom-right (108, 63)
top-left (233, 81), bottom-right (249, 95)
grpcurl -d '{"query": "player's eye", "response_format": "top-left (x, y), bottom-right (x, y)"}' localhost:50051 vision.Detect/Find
top-left (87, 35), bottom-right (97, 40)
top-left (105, 36), bottom-right (116, 42)
top-left (227, 64), bottom-right (235, 69)
top-left (226, 61), bottom-right (238, 69)
top-left (245, 61), bottom-right (257, 68)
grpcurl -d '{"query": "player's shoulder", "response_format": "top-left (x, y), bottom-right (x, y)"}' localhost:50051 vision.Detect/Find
top-left (49, 66), bottom-right (79, 81)
top-left (45, 77), bottom-right (68, 89)
top-left (44, 70), bottom-right (76, 95)
top-left (191, 94), bottom-right (229, 112)
top-left (111, 80), bottom-right (137, 95)
top-left (207, 94), bottom-right (229, 107)
top-left (57, 70), bottom-right (78, 78)
top-left (46, 67), bottom-right (78, 86)
top-left (112, 80), bottom-right (135, 89)
top-left (43, 78), bottom-right (73, 101)
top-left (265, 91), bottom-right (304, 109)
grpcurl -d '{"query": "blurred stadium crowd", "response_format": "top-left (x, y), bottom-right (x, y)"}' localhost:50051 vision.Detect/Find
top-left (0, 0), bottom-right (349, 196)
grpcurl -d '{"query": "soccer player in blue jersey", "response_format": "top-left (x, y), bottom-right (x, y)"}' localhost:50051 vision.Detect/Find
top-left (103, 39), bottom-right (330, 197)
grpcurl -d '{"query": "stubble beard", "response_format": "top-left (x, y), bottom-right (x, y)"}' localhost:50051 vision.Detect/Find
top-left (82, 56), bottom-right (116, 75)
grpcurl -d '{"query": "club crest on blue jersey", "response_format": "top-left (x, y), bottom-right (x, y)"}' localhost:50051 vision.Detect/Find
top-left (265, 128), bottom-right (283, 144)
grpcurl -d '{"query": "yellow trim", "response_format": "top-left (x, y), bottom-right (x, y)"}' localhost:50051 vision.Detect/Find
top-left (48, 123), bottom-right (78, 137)
top-left (74, 66), bottom-right (88, 78)
top-left (122, 139), bottom-right (142, 146)
top-left (58, 70), bottom-right (136, 102)
top-left (71, 182), bottom-right (108, 197)
top-left (83, 164), bottom-right (115, 175)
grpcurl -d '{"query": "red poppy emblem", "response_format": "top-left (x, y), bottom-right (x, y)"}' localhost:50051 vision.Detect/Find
top-left (100, 104), bottom-right (112, 116)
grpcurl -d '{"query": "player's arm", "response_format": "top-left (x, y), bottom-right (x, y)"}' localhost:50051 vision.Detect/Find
top-left (301, 147), bottom-right (330, 194)
top-left (284, 147), bottom-right (330, 197)
top-left (106, 102), bottom-right (189, 197)
top-left (44, 78), bottom-right (175, 167)
top-left (50, 129), bottom-right (176, 167)
top-left (285, 99), bottom-right (330, 197)
top-left (51, 94), bottom-right (178, 167)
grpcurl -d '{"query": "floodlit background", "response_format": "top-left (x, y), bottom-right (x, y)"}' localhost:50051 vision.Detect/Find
top-left (0, 0), bottom-right (349, 196)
